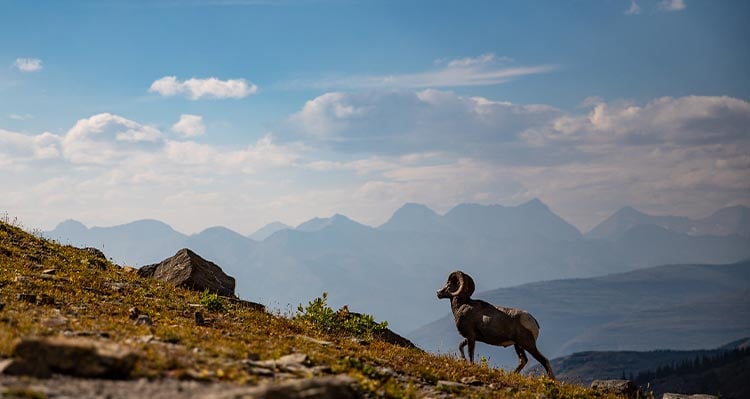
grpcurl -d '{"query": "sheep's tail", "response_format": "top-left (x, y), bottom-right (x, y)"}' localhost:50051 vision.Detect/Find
top-left (520, 313), bottom-right (540, 341)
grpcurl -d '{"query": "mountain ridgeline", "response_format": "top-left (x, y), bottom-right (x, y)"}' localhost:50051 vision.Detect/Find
top-left (46, 200), bottom-right (750, 337)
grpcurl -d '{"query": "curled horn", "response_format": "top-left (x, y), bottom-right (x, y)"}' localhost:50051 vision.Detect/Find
top-left (449, 271), bottom-right (475, 297)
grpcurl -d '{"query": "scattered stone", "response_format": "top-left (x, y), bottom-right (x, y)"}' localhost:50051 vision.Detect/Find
top-left (37, 294), bottom-right (56, 306)
top-left (121, 266), bottom-right (138, 274)
top-left (375, 366), bottom-right (397, 378)
top-left (128, 307), bottom-right (141, 320)
top-left (297, 335), bottom-right (333, 346)
top-left (244, 353), bottom-right (313, 375)
top-left (17, 293), bottom-right (37, 303)
top-left (109, 282), bottom-right (126, 292)
top-left (138, 248), bottom-right (235, 297)
top-left (460, 376), bottom-right (482, 386)
top-left (43, 311), bottom-right (68, 328)
top-left (194, 311), bottom-right (205, 326)
top-left (350, 337), bottom-right (369, 346)
top-left (202, 375), bottom-right (357, 399)
top-left (42, 268), bottom-right (56, 275)
top-left (63, 331), bottom-right (111, 339)
top-left (134, 314), bottom-right (153, 326)
top-left (14, 276), bottom-right (28, 283)
top-left (437, 380), bottom-right (466, 389)
top-left (0, 336), bottom-right (138, 379)
top-left (591, 379), bottom-right (640, 398)
top-left (246, 366), bottom-right (275, 377)
top-left (663, 394), bottom-right (718, 399)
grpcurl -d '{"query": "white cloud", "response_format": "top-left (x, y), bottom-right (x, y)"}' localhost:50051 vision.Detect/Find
top-left (172, 114), bottom-right (206, 137)
top-left (659, 0), bottom-right (686, 11)
top-left (63, 113), bottom-right (163, 164)
top-left (14, 58), bottom-right (43, 72)
top-left (286, 53), bottom-right (556, 90)
top-left (8, 113), bottom-right (33, 121)
top-left (521, 96), bottom-right (750, 147)
top-left (289, 89), bottom-right (559, 154)
top-left (148, 76), bottom-right (258, 100)
top-left (625, 0), bottom-right (641, 15)
top-left (0, 128), bottom-right (61, 163)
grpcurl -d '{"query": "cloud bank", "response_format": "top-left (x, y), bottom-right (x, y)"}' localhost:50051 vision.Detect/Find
top-left (3, 90), bottom-right (747, 233)
top-left (149, 76), bottom-right (258, 100)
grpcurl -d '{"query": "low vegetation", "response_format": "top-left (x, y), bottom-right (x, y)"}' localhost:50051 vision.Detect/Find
top-left (295, 292), bottom-right (389, 340)
top-left (0, 218), bottom-right (618, 398)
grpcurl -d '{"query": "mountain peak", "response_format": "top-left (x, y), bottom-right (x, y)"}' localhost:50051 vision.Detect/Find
top-left (380, 203), bottom-right (442, 232)
top-left (520, 198), bottom-right (549, 210)
top-left (248, 221), bottom-right (290, 241)
top-left (54, 219), bottom-right (87, 232)
top-left (296, 214), bottom-right (365, 232)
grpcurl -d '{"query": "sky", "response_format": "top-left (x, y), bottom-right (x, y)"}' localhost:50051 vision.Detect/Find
top-left (1, 0), bottom-right (749, 235)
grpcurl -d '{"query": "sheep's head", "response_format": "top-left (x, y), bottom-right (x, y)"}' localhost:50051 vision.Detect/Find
top-left (437, 271), bottom-right (475, 299)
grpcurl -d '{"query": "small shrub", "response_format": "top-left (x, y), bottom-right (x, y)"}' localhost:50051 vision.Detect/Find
top-left (295, 292), bottom-right (388, 339)
top-left (200, 289), bottom-right (225, 312)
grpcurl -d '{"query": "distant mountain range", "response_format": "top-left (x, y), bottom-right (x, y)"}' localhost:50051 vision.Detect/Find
top-left (529, 337), bottom-right (750, 385)
top-left (587, 205), bottom-right (750, 239)
top-left (46, 201), bottom-right (750, 335)
top-left (408, 260), bottom-right (750, 367)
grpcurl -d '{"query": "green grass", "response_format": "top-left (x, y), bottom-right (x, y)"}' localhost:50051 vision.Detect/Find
top-left (0, 219), bottom-right (621, 398)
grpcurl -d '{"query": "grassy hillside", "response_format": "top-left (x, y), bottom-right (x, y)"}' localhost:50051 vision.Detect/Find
top-left (0, 219), bottom-right (611, 398)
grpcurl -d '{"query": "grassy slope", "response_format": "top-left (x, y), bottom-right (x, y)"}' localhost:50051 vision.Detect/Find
top-left (0, 220), bottom-right (613, 399)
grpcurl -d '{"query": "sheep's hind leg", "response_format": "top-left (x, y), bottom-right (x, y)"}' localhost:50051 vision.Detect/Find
top-left (526, 344), bottom-right (555, 380)
top-left (458, 338), bottom-right (468, 361)
top-left (513, 344), bottom-right (528, 373)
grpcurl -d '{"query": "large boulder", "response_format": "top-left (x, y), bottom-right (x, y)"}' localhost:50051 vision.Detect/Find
top-left (0, 336), bottom-right (138, 379)
top-left (138, 248), bottom-right (235, 297)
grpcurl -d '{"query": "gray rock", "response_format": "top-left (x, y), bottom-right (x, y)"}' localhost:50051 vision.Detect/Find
top-left (17, 293), bottom-right (37, 303)
top-left (138, 248), bottom-right (235, 297)
top-left (195, 311), bottom-right (205, 326)
top-left (134, 314), bottom-right (153, 326)
top-left (246, 353), bottom-right (311, 373)
top-left (202, 375), bottom-right (357, 399)
top-left (437, 380), bottom-right (465, 388)
top-left (591, 379), bottom-right (640, 398)
top-left (663, 394), bottom-right (718, 399)
top-left (0, 336), bottom-right (138, 379)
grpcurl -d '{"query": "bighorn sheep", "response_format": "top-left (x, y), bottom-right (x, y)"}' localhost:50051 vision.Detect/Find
top-left (437, 271), bottom-right (555, 379)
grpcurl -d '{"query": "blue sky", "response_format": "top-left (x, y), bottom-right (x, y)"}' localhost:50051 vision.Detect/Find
top-left (1, 0), bottom-right (749, 234)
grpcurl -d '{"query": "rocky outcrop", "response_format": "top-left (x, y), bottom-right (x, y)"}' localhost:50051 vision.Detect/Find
top-left (138, 248), bottom-right (235, 297)
top-left (590, 379), bottom-right (640, 398)
top-left (203, 375), bottom-right (357, 399)
top-left (375, 328), bottom-right (420, 350)
top-left (0, 337), bottom-right (138, 379)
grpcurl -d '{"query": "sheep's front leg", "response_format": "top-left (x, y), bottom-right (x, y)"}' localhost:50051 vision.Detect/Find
top-left (458, 338), bottom-right (468, 361)
top-left (468, 339), bottom-right (476, 363)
